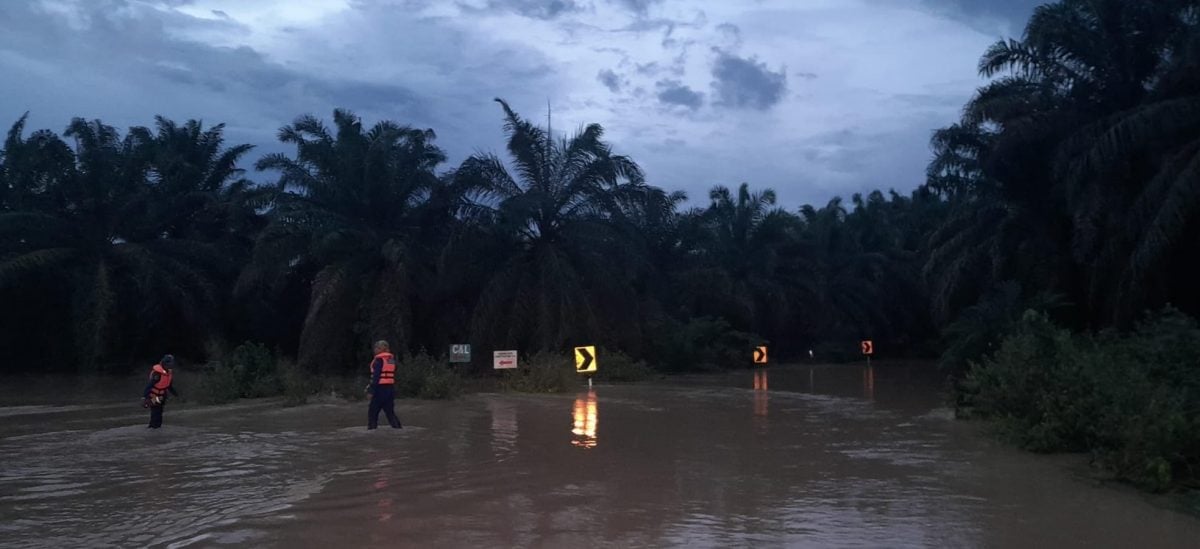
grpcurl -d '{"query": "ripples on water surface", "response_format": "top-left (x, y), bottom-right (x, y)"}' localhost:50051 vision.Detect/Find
top-left (1, 364), bottom-right (1198, 548)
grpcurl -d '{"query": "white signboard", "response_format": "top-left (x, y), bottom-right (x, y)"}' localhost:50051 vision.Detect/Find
top-left (493, 350), bottom-right (518, 369)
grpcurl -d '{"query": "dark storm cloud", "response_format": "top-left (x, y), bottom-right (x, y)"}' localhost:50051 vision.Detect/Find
top-left (611, 0), bottom-right (663, 15)
top-left (634, 59), bottom-right (684, 78)
top-left (655, 79), bottom-right (703, 110)
top-left (919, 0), bottom-right (1044, 33)
top-left (715, 22), bottom-right (741, 48)
top-left (466, 0), bottom-right (586, 20)
top-left (710, 50), bottom-right (787, 110)
top-left (0, 2), bottom-right (422, 120)
top-left (636, 61), bottom-right (661, 75)
top-left (0, 0), bottom-right (574, 187)
top-left (597, 69), bottom-right (623, 92)
top-left (618, 17), bottom-right (698, 34)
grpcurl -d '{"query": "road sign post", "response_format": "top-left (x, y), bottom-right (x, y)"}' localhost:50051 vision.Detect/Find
top-left (861, 340), bottom-right (874, 367)
top-left (574, 346), bottom-right (597, 387)
top-left (753, 346), bottom-right (768, 365)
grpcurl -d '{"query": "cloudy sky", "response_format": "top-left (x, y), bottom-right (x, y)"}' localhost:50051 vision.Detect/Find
top-left (0, 0), bottom-right (1042, 207)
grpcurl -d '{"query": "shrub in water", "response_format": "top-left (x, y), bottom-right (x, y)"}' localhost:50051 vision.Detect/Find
top-left (393, 352), bottom-right (462, 400)
top-left (960, 307), bottom-right (1200, 492)
top-left (592, 349), bottom-right (658, 382)
top-left (196, 363), bottom-right (242, 404)
top-left (499, 351), bottom-right (577, 393)
top-left (195, 341), bottom-right (282, 404)
top-left (960, 311), bottom-right (1097, 452)
top-left (279, 359), bottom-right (315, 406)
top-left (230, 342), bottom-right (280, 398)
top-left (648, 317), bottom-right (762, 372)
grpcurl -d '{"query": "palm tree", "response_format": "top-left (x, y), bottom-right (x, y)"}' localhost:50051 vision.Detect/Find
top-left (454, 98), bottom-right (655, 354)
top-left (925, 122), bottom-right (992, 198)
top-left (136, 116), bottom-right (267, 353)
top-left (924, 0), bottom-right (1200, 327)
top-left (1, 114), bottom-right (77, 213)
top-left (846, 190), bottom-right (940, 345)
top-left (138, 116), bottom-right (265, 246)
top-left (245, 109), bottom-right (447, 372)
top-left (1051, 14), bottom-right (1200, 323)
top-left (674, 183), bottom-right (798, 343)
top-left (0, 117), bottom-right (240, 366)
top-left (791, 198), bottom-right (890, 342)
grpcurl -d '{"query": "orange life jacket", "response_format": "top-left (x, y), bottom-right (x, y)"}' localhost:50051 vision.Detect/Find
top-left (149, 364), bottom-right (173, 400)
top-left (373, 352), bottom-right (396, 385)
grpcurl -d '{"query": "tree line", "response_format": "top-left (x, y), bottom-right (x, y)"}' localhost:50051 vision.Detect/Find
top-left (2, 0), bottom-right (1198, 378)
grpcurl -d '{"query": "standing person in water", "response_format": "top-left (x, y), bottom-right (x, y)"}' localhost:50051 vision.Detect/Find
top-left (142, 354), bottom-right (180, 429)
top-left (366, 340), bottom-right (402, 430)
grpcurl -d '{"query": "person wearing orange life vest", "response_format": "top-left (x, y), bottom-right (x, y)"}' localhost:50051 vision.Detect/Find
top-left (142, 354), bottom-right (180, 429)
top-left (366, 340), bottom-right (402, 430)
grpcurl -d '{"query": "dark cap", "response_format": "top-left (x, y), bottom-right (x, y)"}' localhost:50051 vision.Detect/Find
top-left (161, 354), bottom-right (175, 365)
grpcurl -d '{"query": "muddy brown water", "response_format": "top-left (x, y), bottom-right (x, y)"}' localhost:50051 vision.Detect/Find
top-left (1, 363), bottom-right (1198, 548)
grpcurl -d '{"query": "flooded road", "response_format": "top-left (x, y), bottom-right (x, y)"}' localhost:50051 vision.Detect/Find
top-left (2, 363), bottom-right (1198, 548)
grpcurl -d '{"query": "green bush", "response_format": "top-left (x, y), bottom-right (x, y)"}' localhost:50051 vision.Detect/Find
top-left (810, 341), bottom-right (865, 364)
top-left (322, 375), bottom-right (369, 401)
top-left (195, 363), bottom-right (243, 404)
top-left (939, 281), bottom-right (1065, 377)
top-left (392, 352), bottom-right (462, 400)
top-left (647, 316), bottom-right (763, 372)
top-left (194, 341), bottom-right (282, 404)
top-left (231, 342), bottom-right (280, 398)
top-left (592, 349), bottom-right (659, 382)
top-left (499, 351), bottom-right (578, 393)
top-left (959, 308), bottom-right (1200, 492)
top-left (279, 359), bottom-right (316, 406)
top-left (959, 311), bottom-right (1097, 451)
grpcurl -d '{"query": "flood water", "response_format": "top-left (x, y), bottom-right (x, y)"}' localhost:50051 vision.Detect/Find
top-left (2, 363), bottom-right (1198, 548)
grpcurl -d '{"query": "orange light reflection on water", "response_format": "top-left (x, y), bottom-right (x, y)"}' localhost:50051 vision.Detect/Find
top-left (753, 369), bottom-right (768, 419)
top-left (373, 475), bottom-right (393, 523)
top-left (571, 390), bottom-right (598, 449)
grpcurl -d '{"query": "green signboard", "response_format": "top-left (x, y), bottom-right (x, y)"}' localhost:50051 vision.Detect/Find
top-left (450, 344), bottom-right (471, 363)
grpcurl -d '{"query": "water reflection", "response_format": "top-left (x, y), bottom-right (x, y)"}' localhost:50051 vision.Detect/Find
top-left (571, 390), bottom-right (598, 449)
top-left (371, 458), bottom-right (394, 524)
top-left (373, 475), bottom-right (393, 523)
top-left (863, 365), bottom-right (875, 401)
top-left (488, 399), bottom-right (518, 459)
top-left (752, 370), bottom-right (769, 417)
top-left (753, 369), bottom-right (768, 391)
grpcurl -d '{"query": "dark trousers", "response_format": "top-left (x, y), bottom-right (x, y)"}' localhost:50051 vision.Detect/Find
top-left (149, 405), bottom-right (164, 428)
top-left (368, 386), bottom-right (401, 429)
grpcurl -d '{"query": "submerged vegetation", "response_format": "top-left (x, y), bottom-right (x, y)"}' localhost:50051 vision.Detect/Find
top-left (498, 352), bottom-right (578, 394)
top-left (1, 0), bottom-right (1199, 490)
top-left (960, 309), bottom-right (1200, 492)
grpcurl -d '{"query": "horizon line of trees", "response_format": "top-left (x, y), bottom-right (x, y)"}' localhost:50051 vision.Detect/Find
top-left (0, 101), bottom-right (942, 373)
top-left (2, 0), bottom-right (1198, 376)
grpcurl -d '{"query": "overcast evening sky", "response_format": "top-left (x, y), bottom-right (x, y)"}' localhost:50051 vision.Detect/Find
top-left (0, 0), bottom-right (1043, 208)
